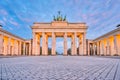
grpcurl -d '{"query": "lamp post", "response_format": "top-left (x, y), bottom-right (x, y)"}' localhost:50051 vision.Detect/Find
top-left (116, 24), bottom-right (120, 27)
top-left (0, 25), bottom-right (2, 28)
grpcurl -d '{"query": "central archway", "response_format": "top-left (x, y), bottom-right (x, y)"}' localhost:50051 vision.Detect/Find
top-left (56, 37), bottom-right (64, 55)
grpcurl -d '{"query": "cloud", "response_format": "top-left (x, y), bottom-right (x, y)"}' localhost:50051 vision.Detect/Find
top-left (9, 20), bottom-right (19, 27)
top-left (0, 0), bottom-right (120, 52)
top-left (0, 20), bottom-right (6, 26)
top-left (0, 9), bottom-right (8, 15)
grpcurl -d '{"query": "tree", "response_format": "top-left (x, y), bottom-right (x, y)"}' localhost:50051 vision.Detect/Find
top-left (67, 48), bottom-right (79, 55)
top-left (67, 48), bottom-right (71, 55)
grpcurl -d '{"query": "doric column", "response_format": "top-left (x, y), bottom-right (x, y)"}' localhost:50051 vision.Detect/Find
top-left (97, 42), bottom-right (100, 55)
top-left (71, 32), bottom-right (77, 56)
top-left (116, 35), bottom-right (120, 55)
top-left (87, 42), bottom-right (90, 56)
top-left (106, 39), bottom-right (110, 56)
top-left (3, 37), bottom-right (7, 56)
top-left (74, 32), bottom-right (77, 55)
top-left (100, 41), bottom-right (102, 55)
top-left (45, 35), bottom-right (48, 55)
top-left (16, 41), bottom-right (19, 55)
top-left (114, 35), bottom-right (118, 55)
top-left (14, 40), bottom-right (16, 55)
top-left (63, 32), bottom-right (67, 56)
top-left (79, 33), bottom-right (85, 56)
top-left (78, 36), bottom-right (81, 55)
top-left (14, 40), bottom-right (19, 55)
top-left (19, 41), bottom-right (22, 56)
top-left (11, 40), bottom-right (14, 56)
top-left (32, 32), bottom-right (36, 55)
top-left (52, 32), bottom-right (56, 56)
top-left (43, 34), bottom-right (48, 56)
top-left (71, 35), bottom-right (73, 55)
top-left (29, 41), bottom-right (31, 56)
top-left (104, 40), bottom-right (107, 56)
top-left (83, 33), bottom-right (87, 55)
top-left (8, 37), bottom-right (11, 55)
top-left (0, 34), bottom-right (3, 55)
top-left (93, 43), bottom-right (96, 55)
top-left (25, 44), bottom-right (28, 55)
top-left (36, 35), bottom-right (40, 56)
top-left (23, 42), bottom-right (26, 55)
top-left (80, 34), bottom-right (84, 55)
top-left (42, 32), bottom-right (45, 55)
top-left (101, 41), bottom-right (104, 55)
top-left (111, 38), bottom-right (114, 56)
top-left (39, 37), bottom-right (40, 56)
top-left (33, 33), bottom-right (40, 56)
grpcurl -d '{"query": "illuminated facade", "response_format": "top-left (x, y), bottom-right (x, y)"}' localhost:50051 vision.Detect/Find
top-left (0, 28), bottom-right (31, 56)
top-left (0, 21), bottom-right (120, 56)
top-left (32, 21), bottom-right (87, 56)
top-left (88, 27), bottom-right (120, 56)
top-left (0, 20), bottom-right (88, 56)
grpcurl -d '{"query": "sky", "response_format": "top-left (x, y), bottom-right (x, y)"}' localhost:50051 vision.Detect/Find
top-left (0, 0), bottom-right (120, 53)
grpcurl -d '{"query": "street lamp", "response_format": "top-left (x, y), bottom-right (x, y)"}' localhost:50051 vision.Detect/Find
top-left (0, 25), bottom-right (2, 28)
top-left (116, 24), bottom-right (120, 27)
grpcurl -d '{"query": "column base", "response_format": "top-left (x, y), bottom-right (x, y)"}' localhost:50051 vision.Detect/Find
top-left (42, 54), bottom-right (48, 56)
top-left (51, 54), bottom-right (56, 56)
top-left (71, 54), bottom-right (77, 56)
top-left (63, 54), bottom-right (67, 56)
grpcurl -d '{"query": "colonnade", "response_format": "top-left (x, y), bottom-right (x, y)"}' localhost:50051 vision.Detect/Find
top-left (32, 32), bottom-right (86, 56)
top-left (92, 34), bottom-right (120, 56)
top-left (0, 33), bottom-right (31, 56)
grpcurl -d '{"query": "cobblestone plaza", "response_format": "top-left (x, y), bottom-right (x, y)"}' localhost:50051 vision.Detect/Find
top-left (0, 56), bottom-right (120, 80)
top-left (0, 0), bottom-right (120, 80)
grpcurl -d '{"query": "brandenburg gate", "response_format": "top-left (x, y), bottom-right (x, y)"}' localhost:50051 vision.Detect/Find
top-left (32, 13), bottom-right (88, 56)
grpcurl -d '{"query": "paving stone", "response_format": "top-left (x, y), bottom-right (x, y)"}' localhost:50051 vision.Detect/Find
top-left (0, 56), bottom-right (119, 80)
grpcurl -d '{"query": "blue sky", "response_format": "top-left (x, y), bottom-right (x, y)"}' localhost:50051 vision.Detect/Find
top-left (0, 0), bottom-right (120, 53)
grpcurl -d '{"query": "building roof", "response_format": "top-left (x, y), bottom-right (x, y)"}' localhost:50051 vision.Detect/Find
top-left (94, 27), bottom-right (120, 41)
top-left (32, 21), bottom-right (88, 29)
top-left (0, 28), bottom-right (25, 41)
